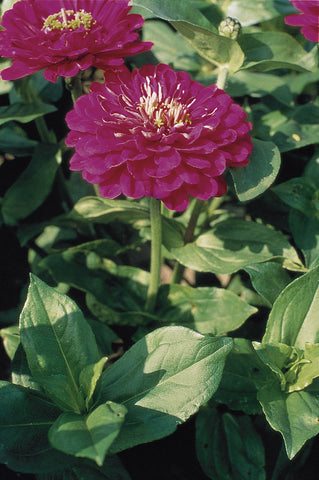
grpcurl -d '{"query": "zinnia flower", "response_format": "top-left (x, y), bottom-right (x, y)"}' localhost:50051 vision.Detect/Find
top-left (285, 1), bottom-right (319, 42)
top-left (66, 64), bottom-right (253, 211)
top-left (0, 0), bottom-right (152, 82)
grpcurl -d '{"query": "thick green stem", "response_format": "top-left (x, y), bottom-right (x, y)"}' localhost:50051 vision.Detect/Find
top-left (216, 65), bottom-right (229, 90)
top-left (145, 198), bottom-right (162, 313)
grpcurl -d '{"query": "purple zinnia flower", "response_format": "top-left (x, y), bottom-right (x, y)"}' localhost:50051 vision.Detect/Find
top-left (0, 0), bottom-right (152, 82)
top-left (66, 64), bottom-right (253, 211)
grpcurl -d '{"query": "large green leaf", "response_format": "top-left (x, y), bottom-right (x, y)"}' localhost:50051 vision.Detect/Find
top-left (19, 275), bottom-right (101, 413)
top-left (132, 0), bottom-right (212, 28)
top-left (263, 266), bottom-right (319, 348)
top-left (272, 178), bottom-right (317, 217)
top-left (167, 218), bottom-right (303, 275)
top-left (67, 196), bottom-right (149, 225)
top-left (238, 32), bottom-right (317, 72)
top-left (218, 0), bottom-right (296, 26)
top-left (40, 244), bottom-right (151, 324)
top-left (0, 381), bottom-right (74, 473)
top-left (99, 326), bottom-right (233, 452)
top-left (244, 262), bottom-right (292, 307)
top-left (49, 402), bottom-right (127, 466)
top-left (214, 338), bottom-right (275, 414)
top-left (157, 284), bottom-right (257, 334)
top-left (289, 210), bottom-right (319, 270)
top-left (173, 21), bottom-right (244, 74)
top-left (0, 102), bottom-right (57, 126)
top-left (0, 123), bottom-right (38, 156)
top-left (196, 406), bottom-right (266, 480)
top-left (230, 139), bottom-right (281, 202)
top-left (258, 381), bottom-right (319, 459)
top-left (256, 107), bottom-right (319, 153)
top-left (2, 144), bottom-right (61, 225)
top-left (142, 20), bottom-right (200, 72)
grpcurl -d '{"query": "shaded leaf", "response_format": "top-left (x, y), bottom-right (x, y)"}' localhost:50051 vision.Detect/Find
top-left (245, 262), bottom-right (292, 307)
top-left (19, 275), bottom-right (101, 413)
top-left (2, 144), bottom-right (60, 226)
top-left (196, 406), bottom-right (266, 480)
top-left (173, 21), bottom-right (244, 74)
top-left (167, 218), bottom-right (303, 275)
top-left (263, 266), bottom-right (319, 348)
top-left (49, 403), bottom-right (127, 466)
top-left (100, 326), bottom-right (233, 452)
top-left (157, 284), bottom-right (257, 334)
top-left (0, 102), bottom-right (57, 126)
top-left (230, 139), bottom-right (281, 202)
top-left (258, 381), bottom-right (319, 459)
top-left (238, 32), bottom-right (317, 72)
top-left (0, 381), bottom-right (74, 473)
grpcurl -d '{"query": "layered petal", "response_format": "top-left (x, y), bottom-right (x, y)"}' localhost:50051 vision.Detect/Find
top-left (0, 0), bottom-right (152, 81)
top-left (66, 64), bottom-right (253, 211)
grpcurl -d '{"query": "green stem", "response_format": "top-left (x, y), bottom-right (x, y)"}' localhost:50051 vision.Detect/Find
top-left (171, 199), bottom-right (203, 284)
top-left (216, 65), bottom-right (229, 90)
top-left (145, 198), bottom-right (162, 313)
top-left (65, 74), bottom-right (83, 103)
top-left (170, 66), bottom-right (230, 285)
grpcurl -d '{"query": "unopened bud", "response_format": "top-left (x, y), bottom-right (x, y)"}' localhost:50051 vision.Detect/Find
top-left (218, 17), bottom-right (242, 40)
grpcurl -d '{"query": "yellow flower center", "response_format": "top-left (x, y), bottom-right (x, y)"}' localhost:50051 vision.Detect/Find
top-left (138, 88), bottom-right (192, 129)
top-left (43, 8), bottom-right (95, 32)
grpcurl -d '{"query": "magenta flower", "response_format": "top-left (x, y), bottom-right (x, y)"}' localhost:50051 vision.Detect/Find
top-left (66, 64), bottom-right (253, 211)
top-left (0, 0), bottom-right (152, 82)
top-left (285, 1), bottom-right (319, 42)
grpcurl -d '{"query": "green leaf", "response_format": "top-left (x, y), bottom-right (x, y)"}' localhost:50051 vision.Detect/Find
top-left (142, 20), bottom-right (200, 72)
top-left (167, 218), bottom-right (303, 275)
top-left (2, 144), bottom-right (61, 226)
top-left (0, 102), bottom-right (57, 126)
top-left (263, 266), bottom-right (319, 348)
top-left (238, 32), bottom-right (317, 72)
top-left (290, 344), bottom-right (319, 392)
top-left (19, 275), bottom-right (101, 413)
top-left (196, 406), bottom-right (266, 480)
top-left (0, 381), bottom-right (74, 473)
top-left (79, 357), bottom-right (107, 411)
top-left (214, 338), bottom-right (274, 414)
top-left (173, 22), bottom-right (244, 74)
top-left (289, 210), bottom-right (319, 269)
top-left (272, 178), bottom-right (316, 217)
top-left (230, 139), bottom-right (281, 202)
top-left (132, 0), bottom-right (212, 28)
top-left (72, 456), bottom-right (132, 480)
top-left (0, 123), bottom-right (38, 156)
top-left (257, 108), bottom-right (319, 153)
top-left (244, 262), bottom-right (292, 307)
top-left (258, 381), bottom-right (319, 459)
top-left (49, 402), bottom-right (127, 466)
top-left (157, 284), bottom-right (257, 335)
top-left (68, 196), bottom-right (149, 225)
top-left (0, 324), bottom-right (19, 360)
top-left (218, 0), bottom-right (296, 26)
top-left (99, 326), bottom-right (233, 452)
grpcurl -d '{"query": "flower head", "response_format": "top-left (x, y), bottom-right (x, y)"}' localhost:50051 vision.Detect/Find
top-left (0, 0), bottom-right (152, 82)
top-left (66, 64), bottom-right (253, 211)
top-left (285, 1), bottom-right (319, 42)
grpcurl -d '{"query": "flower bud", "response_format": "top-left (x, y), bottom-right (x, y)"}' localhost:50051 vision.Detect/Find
top-left (218, 17), bottom-right (242, 39)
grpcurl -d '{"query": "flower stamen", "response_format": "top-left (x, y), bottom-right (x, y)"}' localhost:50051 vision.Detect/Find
top-left (43, 9), bottom-right (95, 32)
top-left (138, 90), bottom-right (192, 129)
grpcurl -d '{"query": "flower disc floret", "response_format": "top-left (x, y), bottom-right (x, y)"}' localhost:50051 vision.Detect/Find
top-left (66, 64), bottom-right (253, 211)
top-left (285, 0), bottom-right (319, 42)
top-left (0, 0), bottom-right (153, 82)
